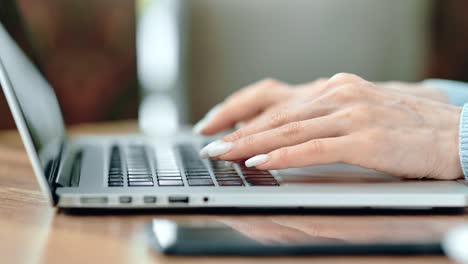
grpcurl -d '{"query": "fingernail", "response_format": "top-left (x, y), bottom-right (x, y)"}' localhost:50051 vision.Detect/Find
top-left (193, 104), bottom-right (223, 134)
top-left (199, 140), bottom-right (221, 159)
top-left (208, 141), bottom-right (233, 157)
top-left (245, 154), bottom-right (269, 167)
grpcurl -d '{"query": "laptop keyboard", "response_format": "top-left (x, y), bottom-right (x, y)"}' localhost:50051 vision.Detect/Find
top-left (108, 146), bottom-right (124, 187)
top-left (107, 143), bottom-right (279, 187)
top-left (154, 147), bottom-right (184, 186)
top-left (126, 145), bottom-right (154, 187)
top-left (178, 144), bottom-right (215, 186)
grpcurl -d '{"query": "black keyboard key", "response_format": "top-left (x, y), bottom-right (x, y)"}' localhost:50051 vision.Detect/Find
top-left (184, 169), bottom-right (209, 173)
top-left (244, 175), bottom-right (274, 180)
top-left (128, 181), bottom-right (154, 187)
top-left (188, 179), bottom-right (215, 186)
top-left (108, 178), bottom-right (124, 182)
top-left (242, 171), bottom-right (270, 175)
top-left (158, 171), bottom-right (182, 176)
top-left (128, 171), bottom-right (152, 175)
top-left (108, 146), bottom-right (125, 187)
top-left (186, 175), bottom-right (212, 179)
top-left (158, 176), bottom-right (183, 181)
top-left (128, 178), bottom-right (153, 182)
top-left (128, 174), bottom-right (152, 178)
top-left (248, 181), bottom-right (280, 186)
top-left (215, 177), bottom-right (241, 181)
top-left (128, 168), bottom-right (150, 171)
top-left (218, 181), bottom-right (243, 186)
top-left (214, 173), bottom-right (238, 176)
top-left (184, 171), bottom-right (210, 175)
top-left (158, 180), bottom-right (184, 186)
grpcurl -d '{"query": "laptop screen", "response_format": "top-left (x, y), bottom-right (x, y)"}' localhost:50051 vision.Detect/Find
top-left (0, 22), bottom-right (66, 189)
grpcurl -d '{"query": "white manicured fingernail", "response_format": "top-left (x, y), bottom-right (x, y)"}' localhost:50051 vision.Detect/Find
top-left (208, 141), bottom-right (233, 157)
top-left (245, 154), bottom-right (269, 167)
top-left (199, 140), bottom-right (221, 159)
top-left (193, 104), bottom-right (223, 134)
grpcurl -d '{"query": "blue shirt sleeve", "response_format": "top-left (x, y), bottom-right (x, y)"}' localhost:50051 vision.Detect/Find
top-left (423, 79), bottom-right (468, 107)
top-left (458, 104), bottom-right (468, 179)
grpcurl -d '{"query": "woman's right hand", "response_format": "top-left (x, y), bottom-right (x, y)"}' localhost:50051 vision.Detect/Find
top-left (194, 78), bottom-right (326, 135)
top-left (194, 78), bottom-right (449, 136)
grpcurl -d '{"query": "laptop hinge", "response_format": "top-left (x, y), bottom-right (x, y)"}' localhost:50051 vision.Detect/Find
top-left (46, 140), bottom-right (67, 204)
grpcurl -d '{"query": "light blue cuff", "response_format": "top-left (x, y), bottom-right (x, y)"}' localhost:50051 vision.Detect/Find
top-left (459, 104), bottom-right (468, 179)
top-left (423, 79), bottom-right (468, 107)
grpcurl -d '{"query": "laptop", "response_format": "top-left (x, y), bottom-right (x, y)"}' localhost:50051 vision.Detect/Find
top-left (1, 23), bottom-right (468, 211)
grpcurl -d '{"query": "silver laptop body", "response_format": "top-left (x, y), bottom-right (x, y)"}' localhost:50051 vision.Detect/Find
top-left (1, 23), bottom-right (468, 210)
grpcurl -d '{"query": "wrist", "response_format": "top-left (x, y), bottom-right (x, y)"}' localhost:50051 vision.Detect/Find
top-left (434, 106), bottom-right (462, 180)
top-left (418, 82), bottom-right (451, 103)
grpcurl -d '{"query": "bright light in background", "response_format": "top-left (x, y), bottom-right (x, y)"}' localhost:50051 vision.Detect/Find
top-left (137, 0), bottom-right (179, 92)
top-left (136, 0), bottom-right (185, 135)
top-left (139, 94), bottom-right (178, 135)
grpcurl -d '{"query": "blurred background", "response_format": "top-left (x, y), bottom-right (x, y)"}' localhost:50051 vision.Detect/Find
top-left (0, 0), bottom-right (467, 132)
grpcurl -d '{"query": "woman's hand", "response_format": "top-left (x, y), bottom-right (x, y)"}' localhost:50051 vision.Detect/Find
top-left (196, 73), bottom-right (463, 180)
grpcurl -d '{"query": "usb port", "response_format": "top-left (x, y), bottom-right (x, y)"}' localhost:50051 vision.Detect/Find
top-left (168, 196), bottom-right (189, 204)
top-left (119, 196), bottom-right (132, 204)
top-left (80, 197), bottom-right (108, 204)
top-left (143, 196), bottom-right (157, 203)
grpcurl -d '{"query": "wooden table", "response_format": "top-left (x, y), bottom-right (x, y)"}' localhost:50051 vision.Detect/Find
top-left (0, 121), bottom-right (466, 264)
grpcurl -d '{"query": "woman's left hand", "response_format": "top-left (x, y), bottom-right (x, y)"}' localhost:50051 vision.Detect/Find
top-left (200, 73), bottom-right (463, 180)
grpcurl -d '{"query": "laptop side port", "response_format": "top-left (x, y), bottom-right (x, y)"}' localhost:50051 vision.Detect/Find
top-left (168, 196), bottom-right (189, 204)
top-left (143, 196), bottom-right (157, 203)
top-left (80, 197), bottom-right (108, 204)
top-left (119, 196), bottom-right (132, 204)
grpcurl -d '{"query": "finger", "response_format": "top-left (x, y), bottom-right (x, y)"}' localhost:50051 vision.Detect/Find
top-left (197, 79), bottom-right (289, 135)
top-left (325, 73), bottom-right (364, 89)
top-left (248, 136), bottom-right (354, 170)
top-left (217, 112), bottom-right (347, 161)
top-left (223, 102), bottom-right (336, 142)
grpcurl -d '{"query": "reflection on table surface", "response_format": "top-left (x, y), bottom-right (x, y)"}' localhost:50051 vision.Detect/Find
top-left (163, 216), bottom-right (468, 245)
top-left (218, 217), bottom-right (467, 245)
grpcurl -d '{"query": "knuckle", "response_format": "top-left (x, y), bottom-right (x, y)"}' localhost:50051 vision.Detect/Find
top-left (225, 129), bottom-right (244, 141)
top-left (259, 78), bottom-right (282, 89)
top-left (327, 84), bottom-right (357, 101)
top-left (277, 148), bottom-right (291, 163)
top-left (279, 121), bottom-right (304, 137)
top-left (241, 135), bottom-right (256, 147)
top-left (268, 111), bottom-right (289, 128)
top-left (363, 127), bottom-right (385, 144)
top-left (329, 72), bottom-right (362, 84)
top-left (353, 104), bottom-right (372, 116)
top-left (346, 104), bottom-right (372, 123)
top-left (307, 139), bottom-right (325, 155)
